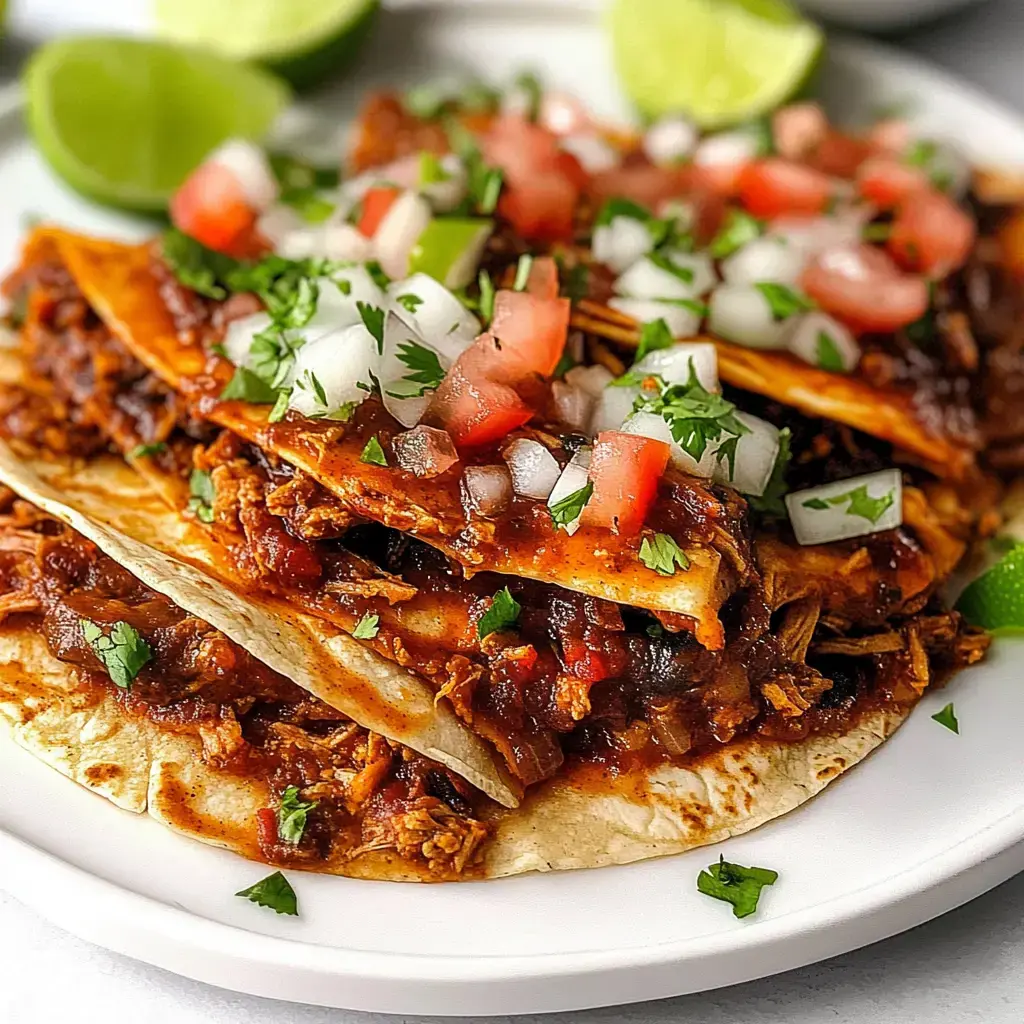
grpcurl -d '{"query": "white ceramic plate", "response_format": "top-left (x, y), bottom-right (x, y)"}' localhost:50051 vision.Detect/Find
top-left (1, 1), bottom-right (1024, 1016)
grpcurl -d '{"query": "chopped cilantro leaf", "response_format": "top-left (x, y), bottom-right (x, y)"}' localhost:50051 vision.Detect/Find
top-left (403, 83), bottom-right (448, 120)
top-left (861, 222), bottom-right (892, 243)
top-left (932, 702), bottom-right (959, 734)
top-left (748, 428), bottom-right (791, 518)
top-left (391, 341), bottom-right (446, 397)
top-left (461, 80), bottom-right (500, 114)
top-left (645, 623), bottom-right (664, 638)
top-left (562, 262), bottom-right (589, 303)
top-left (221, 366), bottom-right (285, 405)
top-left (755, 282), bottom-right (815, 321)
top-left (815, 331), bottom-right (845, 372)
top-left (280, 188), bottom-right (335, 224)
top-left (477, 587), bottom-right (521, 639)
top-left (639, 533), bottom-right (690, 576)
top-left (513, 254), bottom-right (534, 292)
top-left (553, 350), bottom-right (576, 378)
top-left (128, 442), bottom-right (167, 459)
top-left (635, 317), bottom-right (675, 361)
top-left (595, 197), bottom-right (652, 227)
top-left (474, 164), bottom-right (504, 215)
top-left (357, 301), bottom-right (386, 353)
top-left (235, 871), bottom-right (298, 916)
top-left (905, 139), bottom-right (939, 168)
top-left (267, 389), bottom-right (291, 424)
top-left (697, 856), bottom-right (778, 919)
top-left (187, 468), bottom-right (216, 524)
top-left (277, 786), bottom-right (317, 845)
top-left (365, 261), bottom-right (391, 291)
top-left (352, 612), bottom-right (380, 639)
top-left (269, 152), bottom-right (339, 191)
top-left (549, 481), bottom-right (594, 528)
top-left (161, 229), bottom-right (241, 300)
top-left (478, 270), bottom-right (496, 324)
top-left (80, 619), bottom-right (152, 691)
top-left (802, 485), bottom-right (896, 524)
top-left (512, 70), bottom-right (542, 121)
top-left (396, 293), bottom-right (423, 314)
top-left (360, 436), bottom-right (388, 467)
top-left (633, 364), bottom-right (750, 466)
top-left (709, 209), bottom-right (763, 259)
top-left (649, 252), bottom-right (694, 284)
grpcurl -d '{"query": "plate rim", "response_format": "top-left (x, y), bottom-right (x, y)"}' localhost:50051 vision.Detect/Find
top-left (2, 4), bottom-right (1024, 1013)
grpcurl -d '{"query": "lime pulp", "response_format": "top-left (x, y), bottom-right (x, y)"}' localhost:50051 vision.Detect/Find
top-left (24, 37), bottom-right (290, 213)
top-left (608, 0), bottom-right (823, 128)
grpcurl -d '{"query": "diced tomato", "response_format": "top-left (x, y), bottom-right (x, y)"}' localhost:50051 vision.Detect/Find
top-left (588, 163), bottom-right (690, 208)
top-left (856, 156), bottom-right (929, 208)
top-left (560, 638), bottom-right (612, 684)
top-left (484, 115), bottom-right (584, 243)
top-left (738, 159), bottom-right (836, 218)
top-left (772, 102), bottom-right (829, 161)
top-left (170, 161), bottom-right (256, 254)
top-left (582, 431), bottom-right (670, 536)
top-left (809, 130), bottom-right (873, 178)
top-left (357, 186), bottom-right (402, 238)
top-left (688, 162), bottom-right (748, 198)
top-left (525, 255), bottom-right (561, 300)
top-left (887, 188), bottom-right (976, 275)
top-left (489, 289), bottom-right (570, 378)
top-left (801, 244), bottom-right (930, 332)
top-left (426, 361), bottom-right (533, 448)
top-left (256, 807), bottom-right (278, 847)
top-left (499, 173), bottom-right (578, 243)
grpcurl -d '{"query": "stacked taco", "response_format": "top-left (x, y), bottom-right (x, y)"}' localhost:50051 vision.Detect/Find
top-left (0, 83), bottom-right (1014, 888)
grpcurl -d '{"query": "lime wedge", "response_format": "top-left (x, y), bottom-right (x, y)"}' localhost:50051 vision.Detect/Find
top-left (957, 544), bottom-right (1024, 634)
top-left (409, 219), bottom-right (494, 290)
top-left (609, 0), bottom-right (823, 128)
top-left (25, 37), bottom-right (290, 213)
top-left (154, 0), bottom-right (380, 91)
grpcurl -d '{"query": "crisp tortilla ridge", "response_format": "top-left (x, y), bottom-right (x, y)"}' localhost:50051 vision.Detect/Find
top-left (0, 440), bottom-right (518, 809)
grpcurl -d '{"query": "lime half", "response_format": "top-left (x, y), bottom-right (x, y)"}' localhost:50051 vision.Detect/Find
top-left (957, 544), bottom-right (1024, 634)
top-left (155, 0), bottom-right (380, 91)
top-left (25, 37), bottom-right (290, 213)
top-left (609, 0), bottom-right (823, 128)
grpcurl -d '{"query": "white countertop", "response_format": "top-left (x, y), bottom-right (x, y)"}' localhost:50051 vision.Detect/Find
top-left (2, 1), bottom-right (1024, 1021)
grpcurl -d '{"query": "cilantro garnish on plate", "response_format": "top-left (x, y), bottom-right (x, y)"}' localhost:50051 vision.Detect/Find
top-left (931, 703), bottom-right (959, 734)
top-left (235, 871), bottom-right (298, 916)
top-left (697, 856), bottom-right (778, 919)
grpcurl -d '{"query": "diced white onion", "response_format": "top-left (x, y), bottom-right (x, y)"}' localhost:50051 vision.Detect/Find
top-left (608, 297), bottom-right (703, 340)
top-left (546, 447), bottom-right (591, 535)
top-left (288, 323), bottom-right (380, 416)
top-left (373, 191), bottom-right (432, 278)
top-left (209, 139), bottom-right (278, 211)
top-left (302, 267), bottom-right (385, 334)
top-left (539, 92), bottom-right (590, 136)
top-left (785, 311), bottom-right (861, 373)
top-left (503, 438), bottom-right (562, 500)
top-left (463, 465), bottom-right (513, 517)
top-left (620, 411), bottom-right (715, 477)
top-left (552, 380), bottom-right (593, 431)
top-left (560, 133), bottom-right (619, 173)
top-left (721, 236), bottom-right (808, 286)
top-left (615, 250), bottom-right (716, 301)
top-left (768, 215), bottom-right (864, 255)
top-left (421, 154), bottom-right (468, 213)
top-left (257, 204), bottom-right (305, 248)
top-left (378, 311), bottom-right (450, 428)
top-left (590, 384), bottom-right (639, 435)
top-left (386, 272), bottom-right (481, 360)
top-left (708, 285), bottom-right (789, 349)
top-left (276, 223), bottom-right (373, 263)
top-left (564, 364), bottom-right (614, 398)
top-left (693, 130), bottom-right (760, 168)
top-left (643, 116), bottom-right (698, 166)
top-left (393, 425), bottom-right (460, 478)
top-left (593, 216), bottom-right (655, 273)
top-left (711, 412), bottom-right (779, 497)
top-left (786, 469), bottom-right (904, 546)
top-left (223, 312), bottom-right (274, 369)
top-left (634, 341), bottom-right (719, 392)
